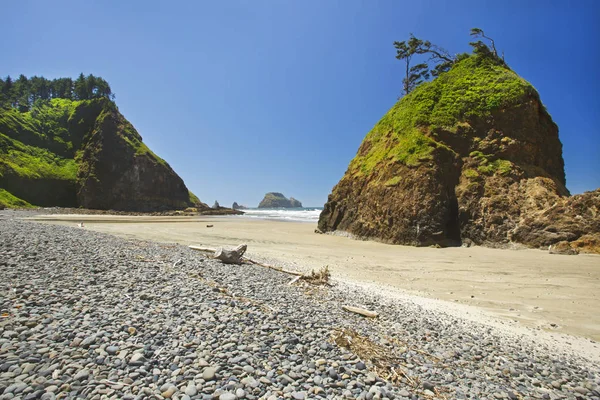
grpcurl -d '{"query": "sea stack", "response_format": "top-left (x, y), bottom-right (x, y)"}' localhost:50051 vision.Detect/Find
top-left (258, 192), bottom-right (303, 208)
top-left (232, 202), bottom-right (247, 210)
top-left (318, 54), bottom-right (600, 251)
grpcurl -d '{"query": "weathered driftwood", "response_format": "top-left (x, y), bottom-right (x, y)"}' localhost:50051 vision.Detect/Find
top-left (243, 258), bottom-right (304, 276)
top-left (189, 244), bottom-right (304, 275)
top-left (342, 305), bottom-right (379, 318)
top-left (214, 244), bottom-right (247, 264)
top-left (189, 245), bottom-right (216, 253)
top-left (288, 276), bottom-right (302, 285)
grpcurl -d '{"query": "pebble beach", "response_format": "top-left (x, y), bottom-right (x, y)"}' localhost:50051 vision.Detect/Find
top-left (1, 217), bottom-right (600, 400)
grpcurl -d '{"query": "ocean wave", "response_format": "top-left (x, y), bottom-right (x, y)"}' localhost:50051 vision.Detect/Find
top-left (237, 208), bottom-right (322, 223)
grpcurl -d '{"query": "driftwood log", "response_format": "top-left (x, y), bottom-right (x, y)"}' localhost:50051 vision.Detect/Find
top-left (188, 245), bottom-right (216, 253)
top-left (213, 244), bottom-right (247, 264)
top-left (188, 244), bottom-right (303, 274)
top-left (342, 305), bottom-right (379, 318)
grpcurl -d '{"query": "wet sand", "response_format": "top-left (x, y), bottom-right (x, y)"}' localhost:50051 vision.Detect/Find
top-left (29, 214), bottom-right (600, 342)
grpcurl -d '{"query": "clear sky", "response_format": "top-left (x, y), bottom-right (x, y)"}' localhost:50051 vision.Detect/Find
top-left (2, 0), bottom-right (599, 207)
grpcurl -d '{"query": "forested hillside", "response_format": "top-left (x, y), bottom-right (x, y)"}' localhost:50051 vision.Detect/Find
top-left (0, 73), bottom-right (113, 112)
top-left (0, 74), bottom-right (203, 211)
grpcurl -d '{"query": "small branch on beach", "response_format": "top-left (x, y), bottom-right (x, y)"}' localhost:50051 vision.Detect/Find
top-left (342, 305), bottom-right (379, 318)
top-left (189, 245), bottom-right (216, 253)
top-left (243, 257), bottom-right (304, 276)
top-left (288, 276), bottom-right (302, 285)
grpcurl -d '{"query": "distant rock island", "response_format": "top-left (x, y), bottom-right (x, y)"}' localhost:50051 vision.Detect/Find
top-left (258, 192), bottom-right (302, 208)
top-left (318, 40), bottom-right (599, 253)
top-left (232, 202), bottom-right (247, 210)
top-left (0, 74), bottom-right (207, 212)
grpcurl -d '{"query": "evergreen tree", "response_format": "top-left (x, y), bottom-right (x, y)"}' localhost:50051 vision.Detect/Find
top-left (394, 28), bottom-right (506, 96)
top-left (1, 76), bottom-right (14, 107)
top-left (1, 73), bottom-right (113, 111)
top-left (14, 75), bottom-right (30, 111)
top-left (394, 34), bottom-right (455, 94)
top-left (405, 63), bottom-right (430, 94)
top-left (469, 28), bottom-right (505, 65)
top-left (394, 34), bottom-right (428, 95)
top-left (74, 73), bottom-right (87, 100)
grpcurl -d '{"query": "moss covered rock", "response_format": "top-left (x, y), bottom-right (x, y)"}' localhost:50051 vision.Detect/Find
top-left (319, 54), bottom-right (598, 250)
top-left (0, 98), bottom-right (206, 211)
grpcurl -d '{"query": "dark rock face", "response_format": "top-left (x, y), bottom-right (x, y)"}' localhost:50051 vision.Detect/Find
top-left (318, 56), bottom-right (599, 251)
top-left (0, 98), bottom-right (201, 211)
top-left (320, 148), bottom-right (462, 246)
top-left (258, 192), bottom-right (303, 208)
top-left (77, 106), bottom-right (193, 211)
top-left (510, 189), bottom-right (600, 249)
top-left (2, 175), bottom-right (78, 207)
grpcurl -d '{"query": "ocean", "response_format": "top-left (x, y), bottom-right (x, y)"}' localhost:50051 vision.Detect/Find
top-left (236, 207), bottom-right (323, 223)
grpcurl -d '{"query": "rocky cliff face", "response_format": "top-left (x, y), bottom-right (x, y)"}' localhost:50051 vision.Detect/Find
top-left (0, 98), bottom-right (204, 211)
top-left (258, 192), bottom-right (303, 208)
top-left (319, 54), bottom-right (599, 251)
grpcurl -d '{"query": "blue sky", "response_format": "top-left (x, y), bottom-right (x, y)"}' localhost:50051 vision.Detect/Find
top-left (2, 0), bottom-right (599, 207)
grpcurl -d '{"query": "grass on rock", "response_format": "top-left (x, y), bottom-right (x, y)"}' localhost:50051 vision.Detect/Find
top-left (349, 55), bottom-right (537, 175)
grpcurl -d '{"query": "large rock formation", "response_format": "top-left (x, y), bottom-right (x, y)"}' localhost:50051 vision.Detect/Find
top-left (318, 54), bottom-right (599, 251)
top-left (258, 192), bottom-right (303, 208)
top-left (0, 97), bottom-right (206, 211)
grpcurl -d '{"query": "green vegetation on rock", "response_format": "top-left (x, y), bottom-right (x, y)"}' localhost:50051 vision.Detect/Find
top-left (349, 54), bottom-right (535, 175)
top-left (0, 74), bottom-right (201, 211)
top-left (470, 151), bottom-right (513, 176)
top-left (0, 188), bottom-right (32, 208)
top-left (320, 30), bottom-right (574, 250)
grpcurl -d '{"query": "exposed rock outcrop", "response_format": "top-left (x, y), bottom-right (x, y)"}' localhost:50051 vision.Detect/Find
top-left (0, 97), bottom-right (206, 211)
top-left (289, 197), bottom-right (302, 208)
top-left (232, 202), bottom-right (247, 210)
top-left (258, 192), bottom-right (303, 208)
top-left (318, 54), bottom-right (599, 251)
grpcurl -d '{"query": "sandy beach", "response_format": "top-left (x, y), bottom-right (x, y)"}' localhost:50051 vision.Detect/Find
top-left (28, 213), bottom-right (600, 344)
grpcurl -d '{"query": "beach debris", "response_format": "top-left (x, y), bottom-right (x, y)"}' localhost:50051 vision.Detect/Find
top-left (331, 328), bottom-right (409, 385)
top-left (78, 222), bottom-right (85, 228)
top-left (214, 243), bottom-right (247, 264)
top-left (288, 276), bottom-right (302, 285)
top-left (244, 258), bottom-right (304, 276)
top-left (189, 244), bottom-right (306, 274)
top-left (206, 224), bottom-right (214, 228)
top-left (300, 265), bottom-right (331, 285)
top-left (189, 245), bottom-right (216, 253)
top-left (342, 305), bottom-right (379, 318)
